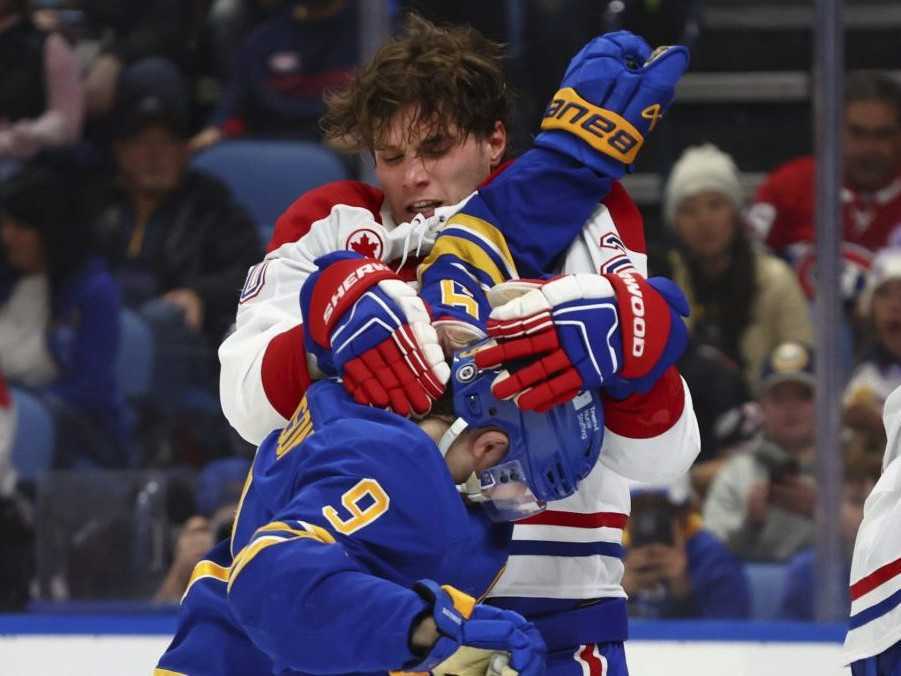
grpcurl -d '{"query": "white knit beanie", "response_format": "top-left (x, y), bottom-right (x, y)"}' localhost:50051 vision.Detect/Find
top-left (663, 143), bottom-right (743, 226)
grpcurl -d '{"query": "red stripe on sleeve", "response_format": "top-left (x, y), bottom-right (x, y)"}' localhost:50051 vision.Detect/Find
top-left (850, 556), bottom-right (901, 600)
top-left (603, 182), bottom-right (645, 255)
top-left (261, 325), bottom-right (313, 420)
top-left (517, 511), bottom-right (628, 529)
top-left (602, 366), bottom-right (685, 439)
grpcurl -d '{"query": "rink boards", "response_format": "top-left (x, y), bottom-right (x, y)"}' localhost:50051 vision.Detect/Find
top-left (0, 616), bottom-right (851, 676)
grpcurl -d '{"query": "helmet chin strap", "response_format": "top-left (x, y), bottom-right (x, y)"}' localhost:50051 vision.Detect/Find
top-left (437, 417), bottom-right (486, 502)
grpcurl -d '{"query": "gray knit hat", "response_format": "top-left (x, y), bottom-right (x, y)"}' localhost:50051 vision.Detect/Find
top-left (663, 143), bottom-right (743, 226)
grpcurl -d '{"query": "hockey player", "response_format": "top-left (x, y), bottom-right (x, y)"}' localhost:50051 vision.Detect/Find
top-left (156, 341), bottom-right (606, 676)
top-left (219, 19), bottom-right (699, 676)
top-left (842, 385), bottom-right (901, 675)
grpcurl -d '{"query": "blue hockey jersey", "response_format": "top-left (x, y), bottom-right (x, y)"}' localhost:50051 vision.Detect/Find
top-left (156, 379), bottom-right (511, 676)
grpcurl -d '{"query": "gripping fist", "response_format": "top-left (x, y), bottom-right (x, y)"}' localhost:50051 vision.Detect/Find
top-left (536, 30), bottom-right (689, 179)
top-left (409, 580), bottom-right (545, 676)
top-left (300, 252), bottom-right (449, 416)
top-left (476, 271), bottom-right (689, 411)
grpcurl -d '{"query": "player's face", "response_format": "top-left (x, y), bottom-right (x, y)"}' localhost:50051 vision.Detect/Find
top-left (872, 278), bottom-right (901, 358)
top-left (760, 381), bottom-right (815, 452)
top-left (0, 217), bottom-right (44, 274)
top-left (373, 106), bottom-right (507, 223)
top-left (672, 190), bottom-right (738, 262)
top-left (114, 125), bottom-right (188, 197)
top-left (844, 99), bottom-right (901, 191)
top-left (418, 416), bottom-right (509, 483)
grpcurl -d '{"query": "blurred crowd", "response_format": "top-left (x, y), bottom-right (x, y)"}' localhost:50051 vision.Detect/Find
top-left (0, 0), bottom-right (899, 623)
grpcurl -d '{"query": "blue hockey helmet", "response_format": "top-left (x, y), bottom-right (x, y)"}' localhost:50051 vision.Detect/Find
top-left (440, 341), bottom-right (605, 521)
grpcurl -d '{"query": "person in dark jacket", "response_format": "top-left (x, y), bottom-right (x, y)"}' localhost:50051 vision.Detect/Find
top-left (0, 163), bottom-right (127, 468)
top-left (87, 57), bottom-right (261, 404)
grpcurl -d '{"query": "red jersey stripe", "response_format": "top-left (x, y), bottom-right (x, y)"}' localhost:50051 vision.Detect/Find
top-left (517, 511), bottom-right (628, 529)
top-left (850, 555), bottom-right (901, 601)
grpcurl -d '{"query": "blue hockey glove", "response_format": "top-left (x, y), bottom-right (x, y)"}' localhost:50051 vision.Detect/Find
top-left (300, 251), bottom-right (449, 416)
top-left (475, 272), bottom-right (689, 411)
top-left (408, 580), bottom-right (545, 676)
top-left (535, 30), bottom-right (689, 179)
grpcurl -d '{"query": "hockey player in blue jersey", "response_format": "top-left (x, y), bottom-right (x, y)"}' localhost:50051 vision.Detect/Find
top-left (156, 333), bottom-right (605, 676)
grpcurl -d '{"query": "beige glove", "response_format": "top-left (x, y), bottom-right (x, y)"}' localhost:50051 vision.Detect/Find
top-left (432, 647), bottom-right (518, 676)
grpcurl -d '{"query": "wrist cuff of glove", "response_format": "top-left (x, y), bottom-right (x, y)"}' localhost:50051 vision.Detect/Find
top-left (304, 256), bottom-right (398, 347)
top-left (407, 580), bottom-right (477, 671)
top-left (537, 87), bottom-right (645, 178)
top-left (603, 269), bottom-right (671, 379)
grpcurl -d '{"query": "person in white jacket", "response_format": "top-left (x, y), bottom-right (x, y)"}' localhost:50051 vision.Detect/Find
top-left (842, 384), bottom-right (901, 674)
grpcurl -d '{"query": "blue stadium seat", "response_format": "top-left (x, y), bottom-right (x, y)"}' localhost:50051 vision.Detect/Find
top-left (117, 309), bottom-right (155, 400)
top-left (745, 562), bottom-right (791, 620)
top-left (191, 140), bottom-right (350, 243)
top-left (10, 387), bottom-right (55, 481)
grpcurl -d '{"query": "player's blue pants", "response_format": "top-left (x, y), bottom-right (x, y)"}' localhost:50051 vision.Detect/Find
top-left (852, 639), bottom-right (901, 676)
top-left (547, 642), bottom-right (627, 676)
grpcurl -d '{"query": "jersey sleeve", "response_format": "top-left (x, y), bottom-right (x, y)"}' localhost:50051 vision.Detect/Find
top-left (219, 200), bottom-right (386, 444)
top-left (226, 421), bottom-right (453, 673)
top-left (418, 148), bottom-right (616, 326)
top-left (227, 517), bottom-right (428, 673)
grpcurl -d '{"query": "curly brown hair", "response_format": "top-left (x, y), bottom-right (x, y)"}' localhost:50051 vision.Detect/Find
top-left (322, 13), bottom-right (512, 152)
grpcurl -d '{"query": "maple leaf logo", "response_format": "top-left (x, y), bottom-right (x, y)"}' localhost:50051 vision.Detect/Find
top-left (347, 229), bottom-right (383, 259)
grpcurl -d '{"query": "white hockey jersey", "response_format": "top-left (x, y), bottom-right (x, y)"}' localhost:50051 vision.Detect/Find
top-left (842, 384), bottom-right (901, 664)
top-left (218, 178), bottom-right (700, 640)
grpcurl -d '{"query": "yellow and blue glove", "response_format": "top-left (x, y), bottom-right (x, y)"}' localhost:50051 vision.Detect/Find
top-left (408, 580), bottom-right (545, 676)
top-left (536, 30), bottom-right (689, 179)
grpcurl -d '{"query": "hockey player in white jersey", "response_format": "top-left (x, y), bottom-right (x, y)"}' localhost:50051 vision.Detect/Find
top-left (220, 19), bottom-right (699, 676)
top-left (842, 384), bottom-right (901, 675)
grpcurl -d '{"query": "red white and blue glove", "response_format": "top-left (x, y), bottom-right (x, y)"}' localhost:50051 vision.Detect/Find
top-left (475, 271), bottom-right (689, 411)
top-left (300, 251), bottom-right (449, 416)
top-left (536, 30), bottom-right (689, 179)
top-left (408, 580), bottom-right (546, 676)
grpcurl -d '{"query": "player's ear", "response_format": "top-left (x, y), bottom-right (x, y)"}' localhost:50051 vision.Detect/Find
top-left (485, 120), bottom-right (507, 168)
top-left (471, 429), bottom-right (509, 470)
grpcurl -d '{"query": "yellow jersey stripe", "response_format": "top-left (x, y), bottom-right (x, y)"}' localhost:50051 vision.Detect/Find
top-left (153, 669), bottom-right (186, 676)
top-left (443, 213), bottom-right (519, 280)
top-left (230, 468), bottom-right (255, 558)
top-left (422, 235), bottom-right (507, 286)
top-left (229, 525), bottom-right (335, 592)
top-left (181, 560), bottom-right (230, 603)
top-left (229, 535), bottom-right (287, 592)
top-left (256, 520), bottom-right (336, 544)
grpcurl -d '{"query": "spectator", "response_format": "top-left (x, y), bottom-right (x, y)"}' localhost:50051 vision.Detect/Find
top-left (780, 446), bottom-right (880, 620)
top-left (844, 248), bottom-right (901, 452)
top-left (154, 457), bottom-right (249, 603)
top-left (0, 0), bottom-right (83, 171)
top-left (664, 143), bottom-right (813, 389)
top-left (703, 342), bottom-right (817, 562)
top-left (190, 0), bottom-right (358, 151)
top-left (749, 71), bottom-right (901, 302)
top-left (623, 477), bottom-right (750, 619)
top-left (81, 0), bottom-right (208, 118)
top-left (86, 57), bottom-right (261, 403)
top-left (0, 164), bottom-right (127, 468)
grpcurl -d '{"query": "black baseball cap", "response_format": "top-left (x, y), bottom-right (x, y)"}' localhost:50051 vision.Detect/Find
top-left (112, 57), bottom-right (190, 139)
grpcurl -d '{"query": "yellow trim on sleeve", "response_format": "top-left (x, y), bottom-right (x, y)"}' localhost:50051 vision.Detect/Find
top-left (540, 87), bottom-right (645, 165)
top-left (181, 560), bottom-right (231, 603)
top-left (440, 585), bottom-right (477, 620)
top-left (256, 520), bottom-right (336, 544)
top-left (443, 213), bottom-right (519, 280)
top-left (420, 235), bottom-right (507, 285)
top-left (228, 522), bottom-right (337, 593)
top-left (153, 669), bottom-right (186, 676)
top-left (229, 468), bottom-right (255, 558)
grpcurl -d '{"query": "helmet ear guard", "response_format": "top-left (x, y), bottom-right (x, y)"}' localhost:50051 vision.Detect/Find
top-left (445, 340), bottom-right (605, 521)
